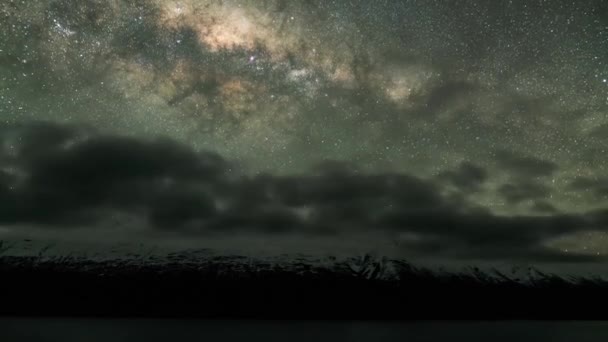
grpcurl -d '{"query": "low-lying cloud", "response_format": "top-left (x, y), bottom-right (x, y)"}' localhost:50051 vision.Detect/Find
top-left (1, 122), bottom-right (606, 263)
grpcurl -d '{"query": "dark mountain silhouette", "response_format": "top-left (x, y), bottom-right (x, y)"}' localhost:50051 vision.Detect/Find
top-left (1, 246), bottom-right (608, 320)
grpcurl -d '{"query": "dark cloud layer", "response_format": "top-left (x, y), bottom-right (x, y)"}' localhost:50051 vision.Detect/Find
top-left (1, 122), bottom-right (607, 263)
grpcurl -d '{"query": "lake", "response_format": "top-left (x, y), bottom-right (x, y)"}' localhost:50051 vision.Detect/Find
top-left (2, 319), bottom-right (608, 341)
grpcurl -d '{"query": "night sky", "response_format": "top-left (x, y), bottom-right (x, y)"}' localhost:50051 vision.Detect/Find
top-left (1, 0), bottom-right (608, 266)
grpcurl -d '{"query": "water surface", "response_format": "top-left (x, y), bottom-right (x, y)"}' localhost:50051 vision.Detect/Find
top-left (2, 319), bottom-right (608, 341)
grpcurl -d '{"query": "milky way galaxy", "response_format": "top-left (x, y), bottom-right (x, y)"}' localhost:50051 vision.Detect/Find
top-left (1, 0), bottom-right (608, 266)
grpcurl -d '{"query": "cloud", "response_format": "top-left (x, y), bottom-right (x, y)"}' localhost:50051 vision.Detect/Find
top-left (569, 177), bottom-right (608, 199)
top-left (1, 122), bottom-right (228, 226)
top-left (497, 182), bottom-right (551, 204)
top-left (589, 124), bottom-right (608, 139)
top-left (437, 162), bottom-right (487, 193)
top-left (531, 201), bottom-right (558, 214)
top-left (494, 150), bottom-right (558, 178)
top-left (408, 80), bottom-right (481, 115)
top-left (2, 121), bottom-right (608, 263)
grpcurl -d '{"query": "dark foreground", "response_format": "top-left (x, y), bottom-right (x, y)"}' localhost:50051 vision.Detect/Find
top-left (3, 320), bottom-right (608, 342)
top-left (1, 253), bottom-right (608, 319)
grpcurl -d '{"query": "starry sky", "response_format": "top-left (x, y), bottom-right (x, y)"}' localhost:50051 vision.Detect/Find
top-left (1, 0), bottom-right (607, 266)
